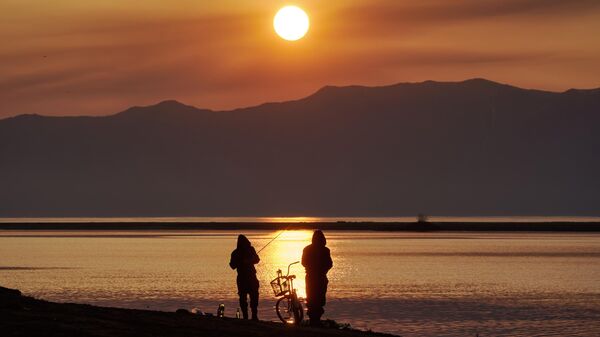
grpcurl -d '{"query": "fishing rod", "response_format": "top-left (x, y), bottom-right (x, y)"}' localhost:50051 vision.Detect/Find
top-left (256, 224), bottom-right (292, 254)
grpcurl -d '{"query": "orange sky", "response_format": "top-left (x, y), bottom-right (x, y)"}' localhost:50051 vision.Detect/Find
top-left (1, 0), bottom-right (600, 117)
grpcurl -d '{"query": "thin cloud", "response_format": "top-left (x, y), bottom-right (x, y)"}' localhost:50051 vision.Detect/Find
top-left (343, 0), bottom-right (600, 25)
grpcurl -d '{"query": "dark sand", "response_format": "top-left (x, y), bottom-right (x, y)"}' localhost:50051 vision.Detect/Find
top-left (0, 287), bottom-right (395, 337)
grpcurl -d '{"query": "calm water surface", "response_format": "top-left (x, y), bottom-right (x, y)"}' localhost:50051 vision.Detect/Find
top-left (1, 230), bottom-right (600, 337)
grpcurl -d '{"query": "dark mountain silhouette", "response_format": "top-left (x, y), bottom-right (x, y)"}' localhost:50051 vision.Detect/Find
top-left (1, 79), bottom-right (599, 217)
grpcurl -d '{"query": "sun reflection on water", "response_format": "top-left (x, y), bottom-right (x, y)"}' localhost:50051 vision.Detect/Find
top-left (263, 217), bottom-right (321, 223)
top-left (260, 230), bottom-right (312, 298)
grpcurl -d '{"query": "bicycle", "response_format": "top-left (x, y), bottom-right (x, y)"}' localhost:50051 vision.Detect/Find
top-left (270, 261), bottom-right (304, 325)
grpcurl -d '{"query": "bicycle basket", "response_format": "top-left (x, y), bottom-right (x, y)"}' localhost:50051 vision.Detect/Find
top-left (270, 276), bottom-right (290, 296)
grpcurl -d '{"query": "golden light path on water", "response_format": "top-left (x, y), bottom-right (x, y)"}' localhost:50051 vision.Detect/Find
top-left (259, 230), bottom-right (313, 298)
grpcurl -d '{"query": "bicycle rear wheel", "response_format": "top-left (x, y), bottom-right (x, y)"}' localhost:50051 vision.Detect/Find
top-left (292, 300), bottom-right (303, 325)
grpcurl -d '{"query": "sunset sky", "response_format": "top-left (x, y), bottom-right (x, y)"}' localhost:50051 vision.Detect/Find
top-left (1, 0), bottom-right (600, 118)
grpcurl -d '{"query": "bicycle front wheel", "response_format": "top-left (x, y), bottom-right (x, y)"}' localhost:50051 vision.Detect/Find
top-left (276, 296), bottom-right (296, 324)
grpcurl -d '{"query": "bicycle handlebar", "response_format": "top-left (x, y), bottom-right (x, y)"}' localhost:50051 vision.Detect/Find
top-left (287, 261), bottom-right (300, 276)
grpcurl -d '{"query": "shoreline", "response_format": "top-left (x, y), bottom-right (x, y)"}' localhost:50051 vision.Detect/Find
top-left (0, 286), bottom-right (395, 337)
top-left (1, 221), bottom-right (600, 231)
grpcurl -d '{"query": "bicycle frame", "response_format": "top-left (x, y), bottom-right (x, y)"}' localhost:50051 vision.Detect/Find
top-left (274, 261), bottom-right (304, 324)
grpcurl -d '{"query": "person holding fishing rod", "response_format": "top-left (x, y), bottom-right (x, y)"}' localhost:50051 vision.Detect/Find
top-left (228, 228), bottom-right (288, 321)
top-left (229, 235), bottom-right (260, 320)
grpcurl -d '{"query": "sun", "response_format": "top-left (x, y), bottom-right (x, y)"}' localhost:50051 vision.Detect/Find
top-left (273, 6), bottom-right (310, 41)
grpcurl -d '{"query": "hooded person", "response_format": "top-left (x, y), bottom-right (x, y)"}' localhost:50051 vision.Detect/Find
top-left (301, 230), bottom-right (333, 326)
top-left (229, 234), bottom-right (260, 320)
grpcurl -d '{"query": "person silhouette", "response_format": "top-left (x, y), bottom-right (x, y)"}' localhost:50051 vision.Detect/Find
top-left (229, 234), bottom-right (260, 320)
top-left (301, 230), bottom-right (333, 326)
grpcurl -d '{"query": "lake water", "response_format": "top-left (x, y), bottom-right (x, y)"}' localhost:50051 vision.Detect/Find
top-left (1, 230), bottom-right (600, 336)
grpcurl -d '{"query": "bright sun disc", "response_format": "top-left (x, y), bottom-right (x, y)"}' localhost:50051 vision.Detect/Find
top-left (274, 6), bottom-right (309, 41)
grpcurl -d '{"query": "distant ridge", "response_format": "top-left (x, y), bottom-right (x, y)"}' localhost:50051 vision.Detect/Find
top-left (1, 78), bottom-right (599, 217)
top-left (4, 79), bottom-right (597, 121)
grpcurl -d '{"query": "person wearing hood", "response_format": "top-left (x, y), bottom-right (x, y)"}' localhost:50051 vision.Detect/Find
top-left (229, 234), bottom-right (260, 320)
top-left (301, 230), bottom-right (333, 326)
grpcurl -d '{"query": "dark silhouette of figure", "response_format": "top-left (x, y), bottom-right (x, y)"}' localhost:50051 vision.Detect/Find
top-left (301, 230), bottom-right (333, 326)
top-left (229, 235), bottom-right (260, 320)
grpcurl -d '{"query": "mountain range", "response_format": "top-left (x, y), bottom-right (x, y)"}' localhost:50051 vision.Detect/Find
top-left (1, 78), bottom-right (599, 217)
